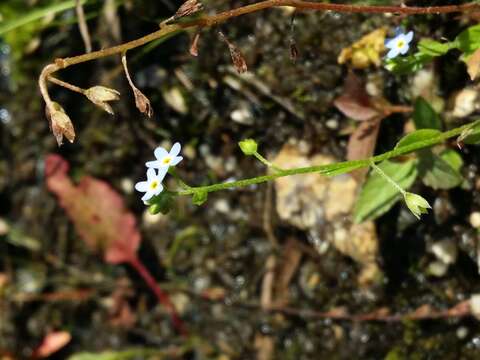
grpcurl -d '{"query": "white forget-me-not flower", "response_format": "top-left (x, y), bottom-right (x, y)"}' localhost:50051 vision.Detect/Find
top-left (385, 29), bottom-right (414, 59)
top-left (146, 142), bottom-right (183, 169)
top-left (135, 167), bottom-right (168, 202)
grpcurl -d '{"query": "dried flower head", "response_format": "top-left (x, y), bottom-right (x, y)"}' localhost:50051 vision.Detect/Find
top-left (218, 32), bottom-right (247, 74)
top-left (133, 88), bottom-right (153, 118)
top-left (175, 0), bottom-right (203, 19)
top-left (84, 86), bottom-right (120, 115)
top-left (46, 102), bottom-right (75, 146)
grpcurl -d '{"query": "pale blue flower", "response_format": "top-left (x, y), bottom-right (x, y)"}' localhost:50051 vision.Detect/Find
top-left (385, 30), bottom-right (414, 59)
top-left (135, 167), bottom-right (168, 202)
top-left (146, 142), bottom-right (183, 169)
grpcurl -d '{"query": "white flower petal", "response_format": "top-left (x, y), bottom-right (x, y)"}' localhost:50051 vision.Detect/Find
top-left (154, 147), bottom-right (169, 159)
top-left (146, 160), bottom-right (164, 169)
top-left (387, 48), bottom-right (400, 59)
top-left (146, 168), bottom-right (157, 181)
top-left (135, 181), bottom-right (148, 192)
top-left (385, 38), bottom-right (397, 49)
top-left (170, 156), bottom-right (183, 166)
top-left (156, 166), bottom-right (169, 180)
top-left (170, 142), bottom-right (181, 157)
top-left (153, 183), bottom-right (164, 196)
top-left (399, 44), bottom-right (410, 55)
top-left (404, 31), bottom-right (414, 44)
top-left (142, 191), bottom-right (154, 202)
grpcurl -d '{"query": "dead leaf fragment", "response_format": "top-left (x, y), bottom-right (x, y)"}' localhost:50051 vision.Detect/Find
top-left (334, 72), bottom-right (379, 121)
top-left (45, 154), bottom-right (141, 264)
top-left (338, 27), bottom-right (387, 69)
top-left (33, 331), bottom-right (71, 358)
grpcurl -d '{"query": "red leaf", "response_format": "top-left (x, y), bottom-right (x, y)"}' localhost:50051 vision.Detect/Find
top-left (334, 72), bottom-right (379, 121)
top-left (45, 154), bottom-right (140, 264)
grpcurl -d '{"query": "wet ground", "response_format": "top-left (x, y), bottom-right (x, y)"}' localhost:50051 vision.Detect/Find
top-left (2, 0), bottom-right (480, 359)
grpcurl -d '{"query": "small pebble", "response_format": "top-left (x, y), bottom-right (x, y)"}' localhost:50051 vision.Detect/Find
top-left (469, 212), bottom-right (480, 229)
top-left (430, 239), bottom-right (458, 265)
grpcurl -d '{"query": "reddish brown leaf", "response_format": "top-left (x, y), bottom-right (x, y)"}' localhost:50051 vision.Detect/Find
top-left (334, 72), bottom-right (379, 121)
top-left (32, 331), bottom-right (71, 358)
top-left (45, 154), bottom-right (140, 264)
top-left (347, 119), bottom-right (381, 182)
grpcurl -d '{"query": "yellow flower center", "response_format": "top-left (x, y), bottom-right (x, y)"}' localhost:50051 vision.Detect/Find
top-left (150, 180), bottom-right (159, 190)
top-left (397, 40), bottom-right (405, 49)
top-left (163, 157), bottom-right (171, 165)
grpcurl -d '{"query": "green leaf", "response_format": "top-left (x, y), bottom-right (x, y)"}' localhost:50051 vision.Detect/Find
top-left (0, 0), bottom-right (90, 35)
top-left (440, 149), bottom-right (463, 172)
top-left (455, 24), bottom-right (480, 57)
top-left (192, 190), bottom-right (208, 206)
top-left (417, 39), bottom-right (452, 57)
top-left (385, 52), bottom-right (433, 74)
top-left (354, 159), bottom-right (418, 223)
top-left (148, 192), bottom-right (174, 215)
top-left (413, 97), bottom-right (442, 130)
top-left (418, 150), bottom-right (462, 190)
top-left (395, 129), bottom-right (442, 150)
top-left (458, 121), bottom-right (480, 145)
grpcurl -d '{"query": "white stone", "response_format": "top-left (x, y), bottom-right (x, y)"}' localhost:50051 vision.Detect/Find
top-left (452, 88), bottom-right (478, 118)
top-left (470, 212), bottom-right (480, 228)
top-left (430, 239), bottom-right (458, 265)
top-left (427, 260), bottom-right (448, 277)
top-left (470, 294), bottom-right (480, 320)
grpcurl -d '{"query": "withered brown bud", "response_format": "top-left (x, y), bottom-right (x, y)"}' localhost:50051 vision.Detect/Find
top-left (84, 86), bottom-right (120, 115)
top-left (46, 102), bottom-right (75, 146)
top-left (218, 32), bottom-right (247, 74)
top-left (190, 32), bottom-right (200, 57)
top-left (133, 88), bottom-right (153, 118)
top-left (175, 0), bottom-right (203, 19)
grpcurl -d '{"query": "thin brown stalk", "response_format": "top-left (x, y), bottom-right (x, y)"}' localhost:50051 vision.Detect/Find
top-left (48, 76), bottom-right (86, 94)
top-left (76, 0), bottom-right (93, 53)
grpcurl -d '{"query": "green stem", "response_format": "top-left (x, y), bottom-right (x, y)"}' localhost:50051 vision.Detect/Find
top-left (370, 161), bottom-right (406, 195)
top-left (253, 151), bottom-right (284, 172)
top-left (176, 121), bottom-right (477, 196)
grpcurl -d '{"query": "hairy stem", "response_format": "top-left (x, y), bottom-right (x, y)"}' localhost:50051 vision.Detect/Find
top-left (177, 121), bottom-right (476, 196)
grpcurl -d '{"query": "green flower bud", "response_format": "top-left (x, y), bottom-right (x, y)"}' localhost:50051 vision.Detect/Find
top-left (192, 190), bottom-right (208, 206)
top-left (238, 139), bottom-right (258, 155)
top-left (404, 192), bottom-right (431, 219)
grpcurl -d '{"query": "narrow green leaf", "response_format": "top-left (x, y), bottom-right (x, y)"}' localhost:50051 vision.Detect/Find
top-left (0, 0), bottom-right (90, 35)
top-left (413, 97), bottom-right (442, 130)
top-left (395, 129), bottom-right (442, 150)
top-left (354, 159), bottom-right (418, 223)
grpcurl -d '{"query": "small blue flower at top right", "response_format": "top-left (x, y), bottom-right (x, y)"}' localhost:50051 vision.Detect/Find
top-left (385, 29), bottom-right (414, 59)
